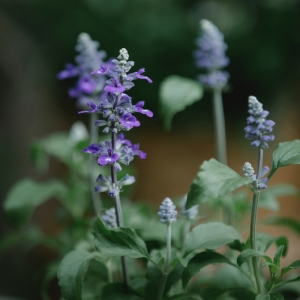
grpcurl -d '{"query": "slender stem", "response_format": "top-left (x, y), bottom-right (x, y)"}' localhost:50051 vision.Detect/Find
top-left (250, 147), bottom-right (264, 293)
top-left (157, 224), bottom-right (171, 300)
top-left (110, 129), bottom-right (129, 291)
top-left (89, 113), bottom-right (102, 214)
top-left (212, 88), bottom-right (227, 165)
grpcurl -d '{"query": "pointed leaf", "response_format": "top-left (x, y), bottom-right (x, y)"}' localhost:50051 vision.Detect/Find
top-left (101, 283), bottom-right (143, 300)
top-left (159, 75), bottom-right (203, 130)
top-left (200, 288), bottom-right (256, 300)
top-left (144, 259), bottom-right (184, 300)
top-left (265, 217), bottom-right (300, 237)
top-left (186, 159), bottom-right (252, 209)
top-left (281, 260), bottom-right (300, 276)
top-left (182, 251), bottom-right (235, 289)
top-left (184, 222), bottom-right (241, 257)
top-left (270, 293), bottom-right (284, 300)
top-left (58, 250), bottom-right (104, 300)
top-left (269, 140), bottom-right (300, 179)
top-left (237, 249), bottom-right (271, 267)
top-left (93, 217), bottom-right (149, 259)
top-left (168, 293), bottom-right (202, 300)
top-left (3, 179), bottom-right (67, 228)
top-left (256, 294), bottom-right (270, 300)
top-left (259, 184), bottom-right (298, 211)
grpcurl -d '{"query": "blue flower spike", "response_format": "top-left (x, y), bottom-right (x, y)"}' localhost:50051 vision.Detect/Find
top-left (158, 198), bottom-right (178, 224)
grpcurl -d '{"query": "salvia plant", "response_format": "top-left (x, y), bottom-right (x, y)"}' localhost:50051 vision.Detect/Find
top-left (2, 21), bottom-right (300, 300)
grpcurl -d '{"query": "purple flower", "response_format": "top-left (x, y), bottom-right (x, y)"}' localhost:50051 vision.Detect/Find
top-left (104, 79), bottom-right (125, 93)
top-left (57, 63), bottom-right (79, 79)
top-left (134, 101), bottom-right (153, 117)
top-left (58, 33), bottom-right (107, 108)
top-left (78, 102), bottom-right (98, 114)
top-left (82, 134), bottom-right (147, 170)
top-left (132, 144), bottom-right (146, 159)
top-left (119, 113), bottom-right (141, 129)
top-left (98, 148), bottom-right (119, 166)
top-left (195, 20), bottom-right (229, 89)
top-left (198, 71), bottom-right (230, 90)
top-left (127, 68), bottom-right (153, 83)
top-left (244, 96), bottom-right (275, 149)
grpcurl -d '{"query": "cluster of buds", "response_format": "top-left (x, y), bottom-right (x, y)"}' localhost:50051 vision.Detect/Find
top-left (158, 198), bottom-right (178, 224)
top-left (101, 207), bottom-right (117, 229)
top-left (243, 162), bottom-right (269, 190)
top-left (57, 33), bottom-right (107, 108)
top-left (194, 20), bottom-right (230, 90)
top-left (245, 96), bottom-right (275, 149)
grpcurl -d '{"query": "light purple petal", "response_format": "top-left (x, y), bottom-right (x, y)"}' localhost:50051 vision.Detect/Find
top-left (78, 102), bottom-right (98, 114)
top-left (83, 143), bottom-right (101, 154)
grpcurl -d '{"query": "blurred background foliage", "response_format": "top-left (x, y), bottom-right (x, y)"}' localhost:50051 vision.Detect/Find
top-left (1, 0), bottom-right (300, 299)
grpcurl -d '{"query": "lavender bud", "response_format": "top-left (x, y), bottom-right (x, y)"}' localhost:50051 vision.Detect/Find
top-left (243, 162), bottom-right (255, 178)
top-left (195, 19), bottom-right (230, 89)
top-left (158, 198), bottom-right (177, 224)
top-left (245, 96), bottom-right (275, 149)
top-left (101, 207), bottom-right (117, 229)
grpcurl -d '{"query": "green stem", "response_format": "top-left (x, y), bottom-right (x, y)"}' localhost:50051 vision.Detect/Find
top-left (157, 224), bottom-right (171, 300)
top-left (110, 130), bottom-right (129, 291)
top-left (250, 147), bottom-right (264, 293)
top-left (89, 113), bottom-right (102, 214)
top-left (212, 88), bottom-right (227, 165)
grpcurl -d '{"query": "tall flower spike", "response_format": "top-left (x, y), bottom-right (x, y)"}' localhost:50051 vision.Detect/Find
top-left (57, 33), bottom-right (107, 108)
top-left (245, 96), bottom-right (275, 149)
top-left (158, 198), bottom-right (177, 224)
top-left (195, 20), bottom-right (230, 89)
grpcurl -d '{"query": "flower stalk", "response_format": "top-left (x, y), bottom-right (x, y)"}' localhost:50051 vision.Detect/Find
top-left (244, 96), bottom-right (275, 294)
top-left (80, 48), bottom-right (153, 290)
top-left (89, 113), bottom-right (102, 213)
top-left (157, 198), bottom-right (177, 300)
top-left (212, 88), bottom-right (227, 165)
top-left (195, 20), bottom-right (230, 165)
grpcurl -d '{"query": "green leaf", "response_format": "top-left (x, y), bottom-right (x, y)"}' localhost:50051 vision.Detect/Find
top-left (237, 249), bottom-right (271, 267)
top-left (270, 293), bottom-right (284, 300)
top-left (168, 293), bottom-right (202, 300)
top-left (273, 245), bottom-right (285, 268)
top-left (57, 250), bottom-right (104, 300)
top-left (144, 259), bottom-right (184, 300)
top-left (57, 179), bottom-right (90, 218)
top-left (276, 276), bottom-right (300, 288)
top-left (265, 217), bottom-right (300, 237)
top-left (259, 184), bottom-right (298, 211)
top-left (101, 283), bottom-right (143, 300)
top-left (200, 288), bottom-right (256, 300)
top-left (182, 251), bottom-right (235, 289)
top-left (256, 294), bottom-right (270, 300)
top-left (159, 75), bottom-right (203, 130)
top-left (82, 260), bottom-right (112, 300)
top-left (184, 222), bottom-right (241, 257)
top-left (93, 217), bottom-right (149, 259)
top-left (269, 140), bottom-right (300, 179)
top-left (3, 179), bottom-right (67, 228)
top-left (250, 233), bottom-right (288, 257)
top-left (186, 159), bottom-right (252, 209)
top-left (281, 260), bottom-right (300, 276)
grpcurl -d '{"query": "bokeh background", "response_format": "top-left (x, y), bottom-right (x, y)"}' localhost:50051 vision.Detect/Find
top-left (1, 0), bottom-right (300, 299)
